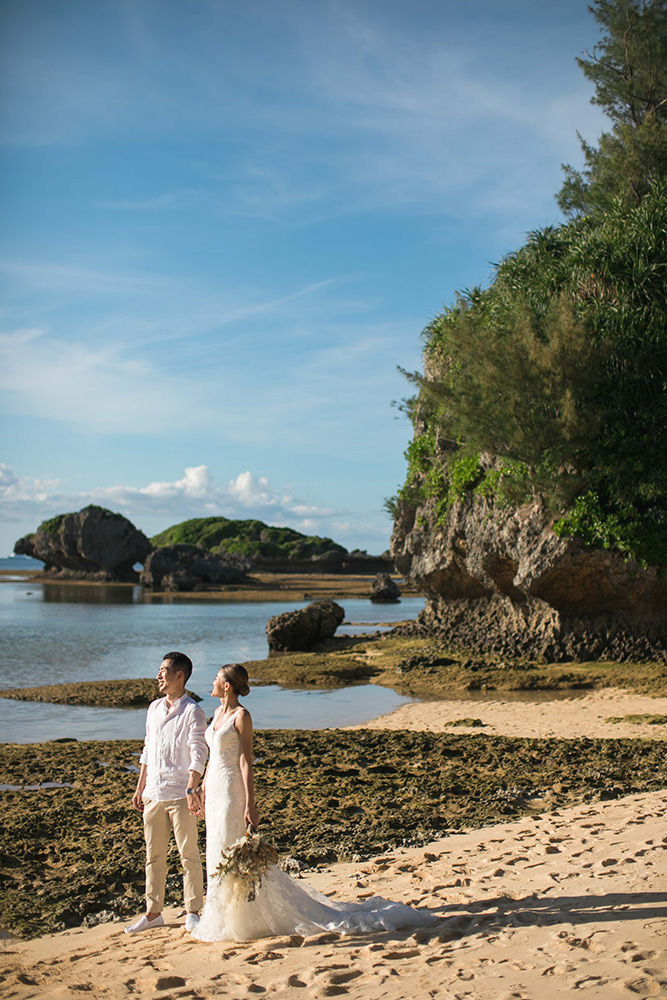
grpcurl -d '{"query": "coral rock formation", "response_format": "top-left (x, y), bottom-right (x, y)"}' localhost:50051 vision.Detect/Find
top-left (14, 506), bottom-right (151, 582)
top-left (391, 460), bottom-right (667, 662)
top-left (266, 599), bottom-right (345, 651)
top-left (140, 545), bottom-right (247, 591)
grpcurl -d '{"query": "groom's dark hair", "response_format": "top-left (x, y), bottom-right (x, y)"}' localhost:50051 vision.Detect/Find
top-left (163, 651), bottom-right (193, 682)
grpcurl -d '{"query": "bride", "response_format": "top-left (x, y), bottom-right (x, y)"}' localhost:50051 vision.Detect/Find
top-left (190, 663), bottom-right (436, 943)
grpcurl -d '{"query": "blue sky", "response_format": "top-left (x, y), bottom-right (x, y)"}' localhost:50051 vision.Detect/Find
top-left (0, 0), bottom-right (605, 556)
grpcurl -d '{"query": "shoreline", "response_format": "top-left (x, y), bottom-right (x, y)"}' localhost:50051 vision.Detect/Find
top-left (0, 569), bottom-right (421, 603)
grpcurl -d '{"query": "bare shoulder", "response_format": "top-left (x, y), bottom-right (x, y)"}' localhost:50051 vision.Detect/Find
top-left (234, 706), bottom-right (252, 730)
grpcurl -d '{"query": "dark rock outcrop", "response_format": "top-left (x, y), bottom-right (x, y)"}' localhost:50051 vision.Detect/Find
top-left (14, 506), bottom-right (151, 582)
top-left (140, 545), bottom-right (246, 591)
top-left (266, 600), bottom-right (345, 651)
top-left (391, 447), bottom-right (667, 662)
top-left (227, 550), bottom-right (393, 575)
top-left (370, 573), bottom-right (401, 603)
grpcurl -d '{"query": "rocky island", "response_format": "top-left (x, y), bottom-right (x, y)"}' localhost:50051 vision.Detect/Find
top-left (14, 506), bottom-right (152, 582)
top-left (12, 511), bottom-right (394, 591)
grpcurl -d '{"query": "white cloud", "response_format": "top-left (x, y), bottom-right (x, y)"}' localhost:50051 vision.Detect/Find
top-left (0, 462), bottom-right (392, 556)
top-left (227, 471), bottom-right (276, 508)
top-left (0, 463), bottom-right (18, 489)
top-left (1, 462), bottom-right (329, 529)
top-left (141, 466), bottom-right (213, 500)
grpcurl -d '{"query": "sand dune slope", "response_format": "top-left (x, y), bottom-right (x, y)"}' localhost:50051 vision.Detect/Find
top-left (2, 789), bottom-right (667, 1000)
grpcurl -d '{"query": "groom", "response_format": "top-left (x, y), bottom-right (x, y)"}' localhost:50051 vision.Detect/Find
top-left (125, 651), bottom-right (207, 934)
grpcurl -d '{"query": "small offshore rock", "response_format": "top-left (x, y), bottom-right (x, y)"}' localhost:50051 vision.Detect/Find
top-left (266, 599), bottom-right (345, 651)
top-left (370, 573), bottom-right (401, 603)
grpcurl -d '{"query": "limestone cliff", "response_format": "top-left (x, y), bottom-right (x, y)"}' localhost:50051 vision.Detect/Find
top-left (391, 433), bottom-right (667, 662)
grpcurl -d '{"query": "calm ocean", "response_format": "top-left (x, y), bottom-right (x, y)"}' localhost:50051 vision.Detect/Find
top-left (0, 558), bottom-right (425, 743)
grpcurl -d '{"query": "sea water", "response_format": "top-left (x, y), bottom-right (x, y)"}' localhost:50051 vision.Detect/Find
top-left (0, 570), bottom-right (425, 743)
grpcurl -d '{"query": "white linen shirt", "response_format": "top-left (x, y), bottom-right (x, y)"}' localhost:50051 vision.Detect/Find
top-left (140, 694), bottom-right (208, 802)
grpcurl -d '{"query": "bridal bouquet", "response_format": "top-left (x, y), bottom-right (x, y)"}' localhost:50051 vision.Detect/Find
top-left (214, 828), bottom-right (279, 902)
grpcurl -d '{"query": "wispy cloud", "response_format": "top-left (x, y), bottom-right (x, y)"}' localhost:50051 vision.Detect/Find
top-left (0, 257), bottom-right (163, 295)
top-left (1, 0), bottom-right (602, 226)
top-left (0, 326), bottom-right (216, 433)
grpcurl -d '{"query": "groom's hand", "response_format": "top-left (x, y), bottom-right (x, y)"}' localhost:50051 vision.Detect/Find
top-left (132, 789), bottom-right (144, 811)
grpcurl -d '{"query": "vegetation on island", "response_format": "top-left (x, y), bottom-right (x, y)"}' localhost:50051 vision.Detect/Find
top-left (150, 516), bottom-right (348, 561)
top-left (392, 0), bottom-right (667, 567)
top-left (32, 505), bottom-right (116, 537)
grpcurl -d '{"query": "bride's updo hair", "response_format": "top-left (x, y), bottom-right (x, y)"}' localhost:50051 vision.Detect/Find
top-left (221, 663), bottom-right (250, 698)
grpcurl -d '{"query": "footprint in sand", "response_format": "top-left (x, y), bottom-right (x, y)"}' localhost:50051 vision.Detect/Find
top-left (573, 974), bottom-right (608, 989)
top-left (284, 973), bottom-right (307, 987)
top-left (627, 950), bottom-right (657, 963)
top-left (623, 975), bottom-right (664, 995)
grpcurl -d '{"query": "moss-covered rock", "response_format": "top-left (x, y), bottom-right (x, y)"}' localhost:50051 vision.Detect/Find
top-left (244, 633), bottom-right (667, 698)
top-left (0, 679), bottom-right (201, 708)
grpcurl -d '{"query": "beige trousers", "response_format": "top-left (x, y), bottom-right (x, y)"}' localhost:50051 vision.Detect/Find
top-left (143, 798), bottom-right (204, 913)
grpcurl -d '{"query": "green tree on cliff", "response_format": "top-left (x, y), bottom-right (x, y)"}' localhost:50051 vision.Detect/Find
top-left (395, 0), bottom-right (667, 566)
top-left (559, 0), bottom-right (667, 216)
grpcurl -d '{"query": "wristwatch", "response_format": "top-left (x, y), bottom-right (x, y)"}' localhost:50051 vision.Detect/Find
top-left (186, 788), bottom-right (196, 795)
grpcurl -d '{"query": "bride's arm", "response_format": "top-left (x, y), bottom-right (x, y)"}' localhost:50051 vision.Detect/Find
top-left (236, 710), bottom-right (260, 830)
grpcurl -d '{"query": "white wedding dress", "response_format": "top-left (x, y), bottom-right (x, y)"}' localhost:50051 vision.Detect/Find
top-left (191, 708), bottom-right (436, 942)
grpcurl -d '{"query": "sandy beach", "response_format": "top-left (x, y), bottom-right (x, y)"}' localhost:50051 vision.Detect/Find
top-left (2, 690), bottom-right (667, 1000)
top-left (353, 688), bottom-right (667, 741)
top-left (2, 786), bottom-right (666, 999)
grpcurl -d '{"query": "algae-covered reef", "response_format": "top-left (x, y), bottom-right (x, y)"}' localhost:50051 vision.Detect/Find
top-left (0, 679), bottom-right (201, 708)
top-left (244, 634), bottom-right (667, 699)
top-left (2, 731), bottom-right (667, 939)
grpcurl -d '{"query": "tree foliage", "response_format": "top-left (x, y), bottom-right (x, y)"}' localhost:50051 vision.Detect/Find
top-left (559, 0), bottom-right (667, 216)
top-left (403, 181), bottom-right (667, 564)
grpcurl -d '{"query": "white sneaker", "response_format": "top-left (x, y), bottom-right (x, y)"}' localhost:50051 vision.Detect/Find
top-left (185, 913), bottom-right (200, 932)
top-left (124, 914), bottom-right (165, 934)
